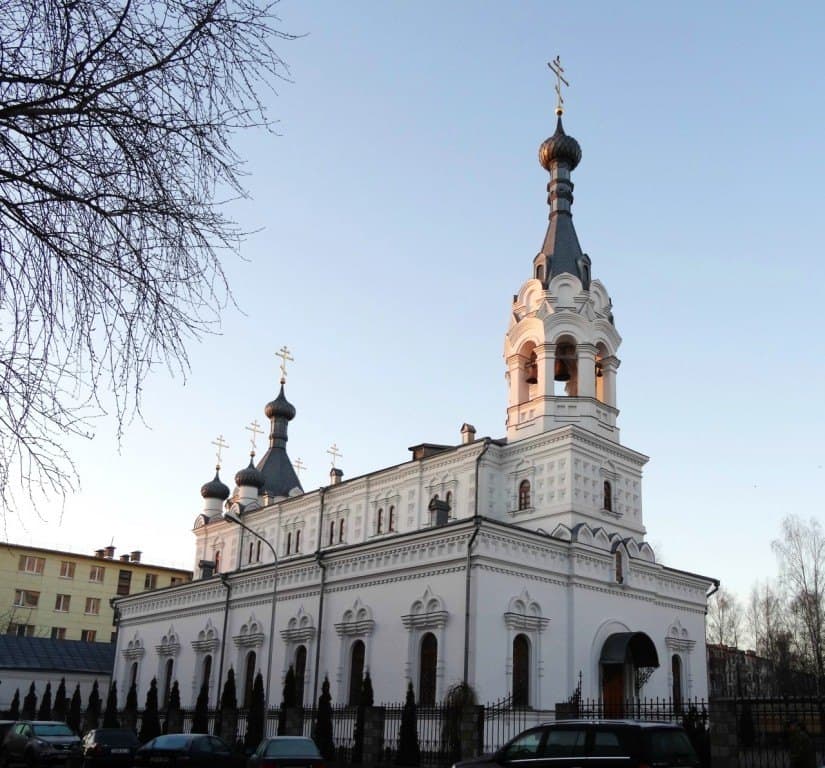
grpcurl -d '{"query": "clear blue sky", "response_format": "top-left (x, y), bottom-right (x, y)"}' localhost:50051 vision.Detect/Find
top-left (7, 1), bottom-right (825, 609)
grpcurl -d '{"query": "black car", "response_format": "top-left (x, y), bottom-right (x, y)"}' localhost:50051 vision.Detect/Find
top-left (1, 721), bottom-right (81, 768)
top-left (454, 720), bottom-right (699, 768)
top-left (0, 723), bottom-right (16, 757)
top-left (80, 729), bottom-right (140, 768)
top-left (134, 734), bottom-right (241, 768)
top-left (247, 737), bottom-right (324, 768)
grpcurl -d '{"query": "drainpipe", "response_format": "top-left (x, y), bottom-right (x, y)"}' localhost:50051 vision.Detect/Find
top-left (216, 573), bottom-right (231, 703)
top-left (312, 487), bottom-right (328, 706)
top-left (463, 438), bottom-right (491, 685)
top-left (706, 578), bottom-right (720, 601)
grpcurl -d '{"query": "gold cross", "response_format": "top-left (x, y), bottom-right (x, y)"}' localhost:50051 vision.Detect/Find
top-left (211, 434), bottom-right (230, 468)
top-left (275, 345), bottom-right (294, 384)
top-left (294, 457), bottom-right (306, 476)
top-left (548, 55), bottom-right (570, 116)
top-left (327, 443), bottom-right (342, 468)
top-left (245, 419), bottom-right (264, 455)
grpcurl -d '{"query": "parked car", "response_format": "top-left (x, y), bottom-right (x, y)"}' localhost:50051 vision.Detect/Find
top-left (247, 737), bottom-right (324, 768)
top-left (1, 721), bottom-right (81, 768)
top-left (453, 720), bottom-right (700, 768)
top-left (80, 729), bottom-right (140, 768)
top-left (0, 723), bottom-right (16, 756)
top-left (134, 734), bottom-right (241, 768)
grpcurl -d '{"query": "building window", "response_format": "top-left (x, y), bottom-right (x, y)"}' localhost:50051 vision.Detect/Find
top-left (445, 491), bottom-right (453, 512)
top-left (54, 594), bottom-right (71, 612)
top-left (294, 645), bottom-right (307, 707)
top-left (170, 576), bottom-right (185, 586)
top-left (376, 508), bottom-right (383, 534)
top-left (348, 640), bottom-right (365, 705)
top-left (285, 532), bottom-right (292, 556)
top-left (89, 565), bottom-right (105, 583)
top-left (536, 264), bottom-right (544, 282)
top-left (51, 627), bottom-right (66, 640)
top-left (13, 589), bottom-right (39, 608)
top-left (295, 530), bottom-right (301, 552)
top-left (81, 629), bottom-right (97, 642)
top-left (518, 480), bottom-right (531, 510)
top-left (512, 634), bottom-right (530, 706)
top-left (163, 658), bottom-right (174, 706)
top-left (329, 521), bottom-right (335, 546)
top-left (18, 555), bottom-right (45, 574)
top-left (615, 551), bottom-right (624, 584)
top-left (256, 541), bottom-right (261, 562)
top-left (213, 552), bottom-right (221, 574)
top-left (144, 573), bottom-right (157, 590)
top-left (603, 481), bottom-right (613, 512)
top-left (85, 597), bottom-right (101, 615)
top-left (8, 622), bottom-right (35, 637)
top-left (248, 541), bottom-right (254, 564)
top-left (59, 561), bottom-right (76, 579)
top-left (388, 506), bottom-right (395, 532)
top-left (419, 633), bottom-right (438, 706)
top-left (339, 519), bottom-right (345, 543)
top-left (117, 569), bottom-right (132, 596)
top-left (129, 661), bottom-right (139, 690)
top-left (672, 654), bottom-right (683, 712)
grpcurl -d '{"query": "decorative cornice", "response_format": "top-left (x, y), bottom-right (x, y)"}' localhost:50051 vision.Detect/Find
top-left (121, 647), bottom-right (145, 660)
top-left (334, 619), bottom-right (375, 637)
top-left (401, 610), bottom-right (448, 630)
top-left (190, 637), bottom-right (219, 653)
top-left (233, 632), bottom-right (265, 648)
top-left (503, 611), bottom-right (550, 632)
top-left (154, 642), bottom-right (180, 657)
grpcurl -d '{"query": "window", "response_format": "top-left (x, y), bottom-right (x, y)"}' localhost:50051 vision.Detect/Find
top-left (59, 561), bottom-right (76, 579)
top-left (201, 655), bottom-right (212, 692)
top-left (544, 728), bottom-right (587, 758)
top-left (243, 651), bottom-right (257, 708)
top-left (338, 519), bottom-right (345, 543)
top-left (117, 569), bottom-right (132, 596)
top-left (18, 555), bottom-right (45, 574)
top-left (445, 491), bottom-right (453, 511)
top-left (85, 597), bottom-right (101, 615)
top-left (513, 634), bottom-right (530, 706)
top-left (214, 552), bottom-right (221, 574)
top-left (89, 565), bottom-right (105, 583)
top-left (144, 573), bottom-right (157, 590)
top-left (672, 655), bottom-right (683, 712)
top-left (294, 645), bottom-right (307, 707)
top-left (536, 264), bottom-right (544, 282)
top-left (295, 530), bottom-right (301, 552)
top-left (8, 622), bottom-right (35, 637)
top-left (591, 730), bottom-right (630, 758)
top-left (51, 627), bottom-right (66, 640)
top-left (502, 729), bottom-right (544, 760)
top-left (170, 576), bottom-right (185, 586)
top-left (329, 521), bottom-right (335, 546)
top-left (54, 594), bottom-right (71, 612)
top-left (615, 551), bottom-right (624, 584)
top-left (248, 541), bottom-right (254, 564)
top-left (518, 480), bottom-right (531, 510)
top-left (376, 508), bottom-right (383, 534)
top-left (388, 506), bottom-right (395, 532)
top-left (163, 659), bottom-right (174, 705)
top-left (256, 541), bottom-right (261, 562)
top-left (603, 480), bottom-right (613, 512)
top-left (419, 632), bottom-right (437, 706)
top-left (13, 589), bottom-right (40, 607)
top-left (81, 629), bottom-right (97, 642)
top-left (348, 640), bottom-right (365, 705)
top-left (285, 532), bottom-right (292, 556)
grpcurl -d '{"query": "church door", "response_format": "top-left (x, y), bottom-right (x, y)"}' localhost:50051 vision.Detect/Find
top-left (348, 640), bottom-right (365, 705)
top-left (512, 634), bottom-right (529, 706)
top-left (602, 664), bottom-right (624, 717)
top-left (419, 633), bottom-right (437, 706)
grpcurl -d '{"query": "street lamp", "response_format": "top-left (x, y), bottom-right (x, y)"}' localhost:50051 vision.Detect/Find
top-left (222, 509), bottom-right (279, 712)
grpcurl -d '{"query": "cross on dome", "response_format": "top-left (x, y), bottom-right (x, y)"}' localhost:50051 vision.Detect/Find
top-left (211, 434), bottom-right (229, 469)
top-left (294, 457), bottom-right (306, 476)
top-left (327, 443), bottom-right (342, 468)
top-left (276, 345), bottom-right (294, 384)
top-left (245, 419), bottom-right (263, 456)
top-left (547, 55), bottom-right (570, 116)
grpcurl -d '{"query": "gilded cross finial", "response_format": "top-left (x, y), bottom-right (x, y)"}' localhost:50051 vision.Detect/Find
top-left (294, 457), bottom-right (306, 476)
top-left (245, 419), bottom-right (263, 456)
top-left (327, 443), bottom-right (342, 469)
top-left (275, 345), bottom-right (294, 384)
top-left (548, 56), bottom-right (570, 117)
top-left (211, 434), bottom-right (229, 469)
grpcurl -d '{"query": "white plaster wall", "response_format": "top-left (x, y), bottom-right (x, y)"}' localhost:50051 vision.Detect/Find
top-left (0, 672), bottom-right (110, 712)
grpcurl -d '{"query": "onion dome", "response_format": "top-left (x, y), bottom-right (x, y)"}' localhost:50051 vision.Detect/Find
top-left (235, 457), bottom-right (265, 489)
top-left (539, 117), bottom-right (581, 172)
top-left (201, 469), bottom-right (230, 501)
top-left (264, 384), bottom-right (296, 421)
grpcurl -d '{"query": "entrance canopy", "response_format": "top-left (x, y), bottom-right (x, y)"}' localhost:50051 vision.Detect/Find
top-left (600, 632), bottom-right (659, 667)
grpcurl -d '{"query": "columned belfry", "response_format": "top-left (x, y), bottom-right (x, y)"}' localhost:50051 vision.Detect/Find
top-left (505, 77), bottom-right (621, 443)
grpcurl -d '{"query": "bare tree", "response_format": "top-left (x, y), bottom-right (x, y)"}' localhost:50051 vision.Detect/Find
top-left (707, 586), bottom-right (743, 647)
top-left (746, 580), bottom-right (786, 659)
top-left (0, 0), bottom-right (293, 520)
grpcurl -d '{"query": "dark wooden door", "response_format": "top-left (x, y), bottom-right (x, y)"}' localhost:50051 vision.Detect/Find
top-left (602, 664), bottom-right (624, 718)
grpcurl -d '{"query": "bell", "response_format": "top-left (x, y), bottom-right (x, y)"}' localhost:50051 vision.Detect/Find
top-left (595, 361), bottom-right (604, 378)
top-left (525, 352), bottom-right (538, 384)
top-left (554, 359), bottom-right (571, 382)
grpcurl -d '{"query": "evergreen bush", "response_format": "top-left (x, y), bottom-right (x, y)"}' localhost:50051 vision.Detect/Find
top-left (313, 676), bottom-right (335, 761)
top-left (67, 685), bottom-right (82, 734)
top-left (192, 682), bottom-right (210, 733)
top-left (37, 682), bottom-right (52, 720)
top-left (139, 678), bottom-right (161, 743)
top-left (244, 673), bottom-right (265, 753)
top-left (53, 679), bottom-right (67, 722)
top-left (21, 682), bottom-right (37, 719)
top-left (103, 681), bottom-right (120, 728)
top-left (396, 680), bottom-right (420, 766)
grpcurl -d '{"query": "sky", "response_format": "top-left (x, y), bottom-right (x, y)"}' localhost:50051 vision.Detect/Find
top-left (5, 1), bottom-right (825, 610)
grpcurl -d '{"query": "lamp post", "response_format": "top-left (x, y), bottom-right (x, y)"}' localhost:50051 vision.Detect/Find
top-left (222, 509), bottom-right (279, 712)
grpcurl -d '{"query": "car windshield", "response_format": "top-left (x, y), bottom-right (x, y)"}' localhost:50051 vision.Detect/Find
top-left (148, 735), bottom-right (191, 750)
top-left (643, 729), bottom-right (698, 763)
top-left (263, 739), bottom-right (320, 757)
top-left (94, 731), bottom-right (139, 746)
top-left (32, 724), bottom-right (75, 737)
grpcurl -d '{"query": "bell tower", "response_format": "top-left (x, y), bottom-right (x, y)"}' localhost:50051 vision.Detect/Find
top-left (505, 102), bottom-right (621, 443)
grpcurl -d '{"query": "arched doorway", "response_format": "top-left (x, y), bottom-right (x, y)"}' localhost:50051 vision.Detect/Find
top-left (513, 634), bottom-right (529, 706)
top-left (419, 632), bottom-right (437, 706)
top-left (294, 645), bottom-right (307, 707)
top-left (243, 650), bottom-right (256, 708)
top-left (348, 640), bottom-right (365, 705)
top-left (599, 632), bottom-right (659, 717)
top-left (162, 658), bottom-right (174, 706)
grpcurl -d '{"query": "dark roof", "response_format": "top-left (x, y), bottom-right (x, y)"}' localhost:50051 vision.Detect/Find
top-left (0, 635), bottom-right (115, 674)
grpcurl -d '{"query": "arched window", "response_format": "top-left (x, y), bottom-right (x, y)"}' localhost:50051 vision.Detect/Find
top-left (286, 532), bottom-right (292, 556)
top-left (295, 530), bottom-right (301, 552)
top-left (603, 481), bottom-right (613, 512)
top-left (163, 658), bottom-right (174, 706)
top-left (256, 541), bottom-right (261, 562)
top-left (512, 634), bottom-right (529, 707)
top-left (388, 506), bottom-right (395, 532)
top-left (295, 645), bottom-right (307, 707)
top-left (419, 632), bottom-right (438, 706)
top-left (377, 508), bottom-right (383, 534)
top-left (329, 521), bottom-right (335, 546)
top-left (615, 551), bottom-right (624, 583)
top-left (243, 650), bottom-right (256, 708)
top-left (445, 491), bottom-right (453, 511)
top-left (201, 654), bottom-right (212, 697)
top-left (672, 654), bottom-right (683, 712)
top-left (214, 551), bottom-right (221, 574)
top-left (130, 661), bottom-right (138, 689)
top-left (248, 541), bottom-right (254, 564)
top-left (339, 519), bottom-right (345, 543)
top-left (518, 480), bottom-right (531, 511)
top-left (536, 264), bottom-right (544, 282)
top-left (348, 640), bottom-right (365, 705)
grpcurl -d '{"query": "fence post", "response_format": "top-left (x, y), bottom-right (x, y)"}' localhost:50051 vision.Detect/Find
top-left (459, 705), bottom-right (483, 760)
top-left (362, 706), bottom-right (385, 765)
top-left (709, 698), bottom-right (738, 768)
top-left (284, 707), bottom-right (303, 736)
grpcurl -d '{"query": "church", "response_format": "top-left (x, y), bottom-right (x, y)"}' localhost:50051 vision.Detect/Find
top-left (112, 98), bottom-right (716, 717)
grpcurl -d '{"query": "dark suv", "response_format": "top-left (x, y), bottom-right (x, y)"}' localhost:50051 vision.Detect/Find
top-left (454, 720), bottom-right (700, 768)
top-left (1, 721), bottom-right (81, 768)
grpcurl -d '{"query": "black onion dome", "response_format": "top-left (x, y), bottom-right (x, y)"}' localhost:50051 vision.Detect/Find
top-left (264, 384), bottom-right (296, 421)
top-left (539, 116), bottom-right (582, 171)
top-left (201, 470), bottom-right (230, 501)
top-left (235, 457), bottom-right (265, 489)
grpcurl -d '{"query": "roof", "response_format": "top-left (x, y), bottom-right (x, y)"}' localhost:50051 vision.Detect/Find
top-left (0, 635), bottom-right (115, 675)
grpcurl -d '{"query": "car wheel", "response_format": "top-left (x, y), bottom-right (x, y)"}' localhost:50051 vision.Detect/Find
top-left (23, 751), bottom-right (37, 768)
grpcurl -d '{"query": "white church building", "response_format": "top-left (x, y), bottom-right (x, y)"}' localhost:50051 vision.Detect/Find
top-left (112, 108), bottom-right (717, 717)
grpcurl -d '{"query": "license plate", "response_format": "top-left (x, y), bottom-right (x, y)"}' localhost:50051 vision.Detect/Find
top-left (111, 750), bottom-right (129, 754)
